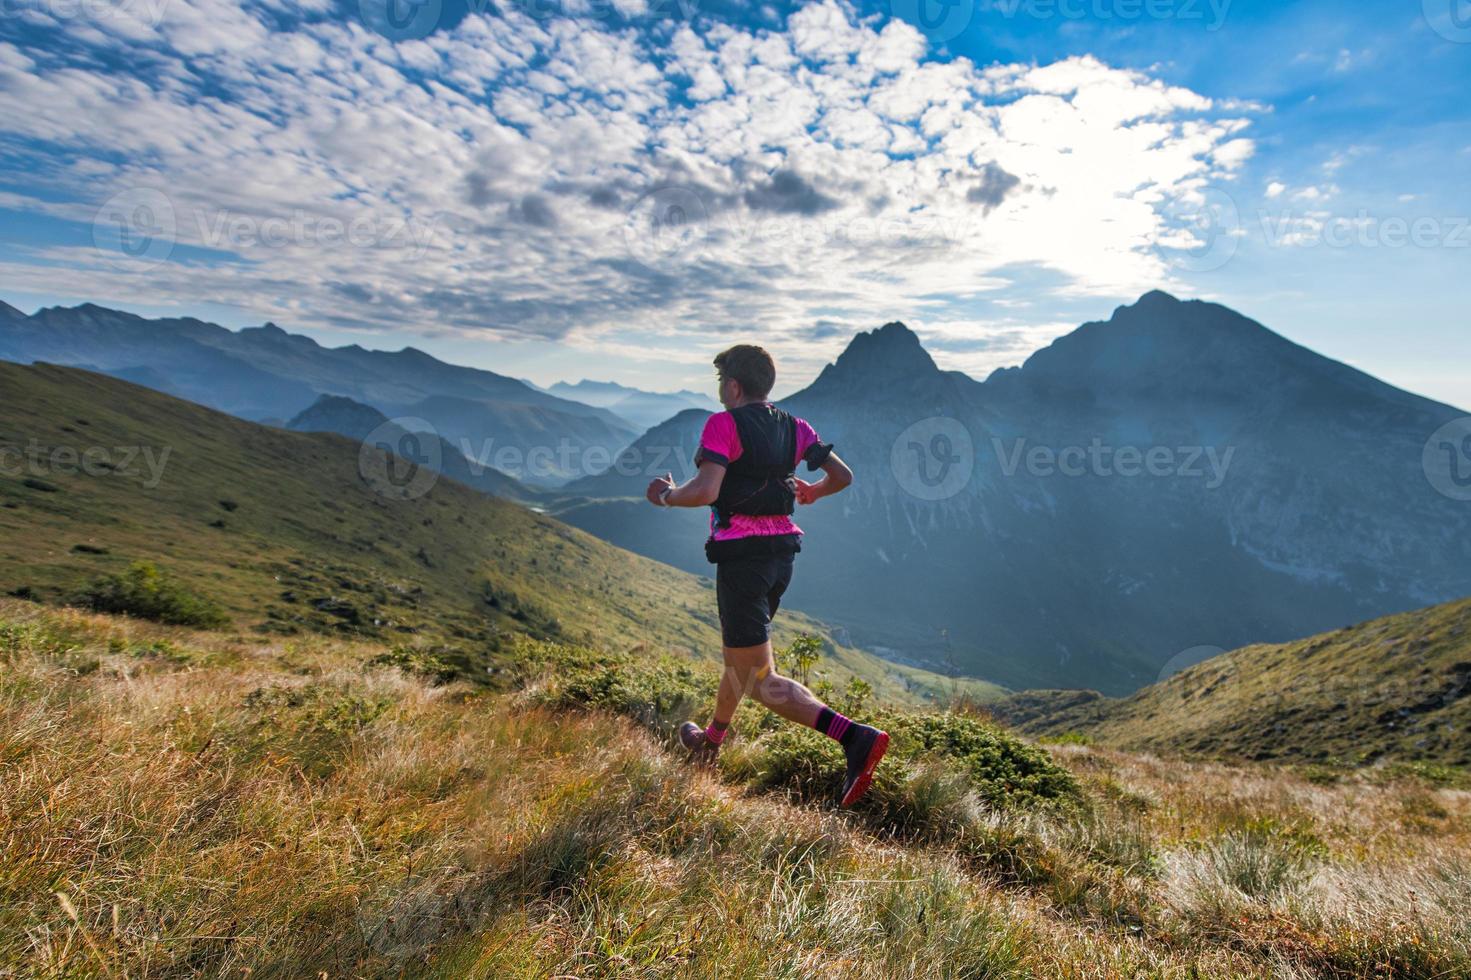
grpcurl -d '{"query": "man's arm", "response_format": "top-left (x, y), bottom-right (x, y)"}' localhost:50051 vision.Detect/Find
top-left (646, 461), bottom-right (726, 508)
top-left (795, 451), bottom-right (852, 505)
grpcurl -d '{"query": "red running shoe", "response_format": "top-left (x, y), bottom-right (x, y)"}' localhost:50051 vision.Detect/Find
top-left (840, 725), bottom-right (889, 806)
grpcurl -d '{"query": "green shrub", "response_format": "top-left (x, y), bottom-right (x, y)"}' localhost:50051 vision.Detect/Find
top-left (514, 638), bottom-right (717, 736)
top-left (1040, 731), bottom-right (1093, 746)
top-left (778, 632), bottom-right (822, 686)
top-left (884, 712), bottom-right (1081, 809)
top-left (367, 646), bottom-right (460, 684)
top-left (75, 561), bottom-right (229, 628)
top-left (231, 682), bottom-right (394, 777)
top-left (1377, 761), bottom-right (1468, 789)
top-left (0, 619), bottom-right (92, 670)
top-left (129, 638), bottom-right (194, 665)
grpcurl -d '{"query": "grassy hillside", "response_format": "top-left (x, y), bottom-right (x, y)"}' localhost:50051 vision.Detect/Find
top-left (3, 599), bottom-right (1468, 977)
top-left (0, 362), bottom-right (996, 705)
top-left (994, 597), bottom-right (1471, 767)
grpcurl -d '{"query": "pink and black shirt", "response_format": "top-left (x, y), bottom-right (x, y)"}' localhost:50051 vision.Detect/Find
top-left (694, 405), bottom-right (832, 542)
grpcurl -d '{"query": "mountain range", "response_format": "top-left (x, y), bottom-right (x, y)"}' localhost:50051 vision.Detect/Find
top-left (0, 302), bottom-right (638, 487)
top-left (0, 360), bottom-right (989, 704)
top-left (286, 394), bottom-right (535, 504)
top-left (554, 292), bottom-right (1471, 693)
top-left (540, 379), bottom-right (718, 432)
top-left (6, 291), bottom-right (1469, 696)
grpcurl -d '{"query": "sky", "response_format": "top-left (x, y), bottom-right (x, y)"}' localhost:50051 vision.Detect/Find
top-left (0, 0), bottom-right (1466, 406)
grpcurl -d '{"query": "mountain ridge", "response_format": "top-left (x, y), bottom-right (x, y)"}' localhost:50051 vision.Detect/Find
top-left (554, 291), bottom-right (1471, 693)
top-left (285, 394), bottom-right (535, 503)
top-left (991, 595), bottom-right (1471, 766)
top-left (0, 360), bottom-right (993, 704)
top-left (0, 301), bottom-right (640, 486)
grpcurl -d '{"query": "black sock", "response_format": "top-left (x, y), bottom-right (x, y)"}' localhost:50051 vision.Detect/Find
top-left (814, 707), bottom-right (860, 748)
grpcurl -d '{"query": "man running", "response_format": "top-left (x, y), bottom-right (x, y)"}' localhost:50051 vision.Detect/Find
top-left (646, 344), bottom-right (889, 807)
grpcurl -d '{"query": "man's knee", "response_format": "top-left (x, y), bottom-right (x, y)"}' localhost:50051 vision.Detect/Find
top-left (752, 667), bottom-right (799, 706)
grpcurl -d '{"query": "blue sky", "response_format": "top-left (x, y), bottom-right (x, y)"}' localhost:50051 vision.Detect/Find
top-left (0, 0), bottom-right (1466, 407)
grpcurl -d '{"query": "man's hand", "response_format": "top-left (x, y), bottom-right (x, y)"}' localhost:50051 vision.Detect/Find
top-left (794, 452), bottom-right (853, 505)
top-left (646, 472), bottom-right (675, 506)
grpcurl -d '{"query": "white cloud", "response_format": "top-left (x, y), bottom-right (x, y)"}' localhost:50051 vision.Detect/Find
top-left (0, 0), bottom-right (1265, 358)
top-left (1212, 138), bottom-right (1255, 170)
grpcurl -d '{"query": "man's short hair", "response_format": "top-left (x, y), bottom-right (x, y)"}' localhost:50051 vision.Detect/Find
top-left (714, 345), bottom-right (776, 400)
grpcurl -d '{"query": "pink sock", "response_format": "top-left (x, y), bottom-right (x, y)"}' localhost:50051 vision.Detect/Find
top-left (705, 718), bottom-right (730, 745)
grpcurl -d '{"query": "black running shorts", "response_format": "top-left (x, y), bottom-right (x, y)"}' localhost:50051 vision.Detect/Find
top-left (715, 552), bottom-right (796, 648)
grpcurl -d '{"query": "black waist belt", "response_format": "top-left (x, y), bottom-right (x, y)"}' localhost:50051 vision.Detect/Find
top-left (704, 532), bottom-right (802, 565)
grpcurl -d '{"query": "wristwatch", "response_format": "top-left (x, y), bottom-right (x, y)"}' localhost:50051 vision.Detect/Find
top-left (659, 486), bottom-right (673, 506)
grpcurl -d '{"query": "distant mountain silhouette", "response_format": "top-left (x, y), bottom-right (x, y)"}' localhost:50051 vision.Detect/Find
top-left (545, 380), bottom-right (719, 432)
top-left (286, 395), bottom-right (534, 503)
top-left (554, 292), bottom-right (1471, 693)
top-left (0, 302), bottom-right (639, 487)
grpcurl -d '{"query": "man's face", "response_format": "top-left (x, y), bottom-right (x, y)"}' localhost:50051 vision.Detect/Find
top-left (718, 375), bottom-right (741, 409)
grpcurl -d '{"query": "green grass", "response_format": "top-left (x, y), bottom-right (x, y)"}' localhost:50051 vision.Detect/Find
top-left (996, 597), bottom-right (1471, 769)
top-left (3, 599), bottom-right (1470, 978)
top-left (514, 634), bottom-right (1078, 821)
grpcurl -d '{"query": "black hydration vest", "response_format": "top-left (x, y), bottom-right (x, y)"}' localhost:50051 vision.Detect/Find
top-left (711, 403), bottom-right (798, 531)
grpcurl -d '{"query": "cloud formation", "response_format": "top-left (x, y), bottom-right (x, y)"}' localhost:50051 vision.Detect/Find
top-left (0, 0), bottom-right (1257, 376)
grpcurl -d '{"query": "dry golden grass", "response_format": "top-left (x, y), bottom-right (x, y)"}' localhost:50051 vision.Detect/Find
top-left (2, 598), bottom-right (1468, 978)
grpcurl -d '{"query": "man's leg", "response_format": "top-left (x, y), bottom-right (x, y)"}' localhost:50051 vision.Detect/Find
top-left (720, 640), bottom-right (819, 725)
top-left (683, 559), bottom-right (764, 754)
top-left (696, 641), bottom-right (805, 748)
top-left (685, 553), bottom-right (889, 804)
top-left (722, 640), bottom-right (862, 735)
top-left (722, 639), bottom-right (890, 804)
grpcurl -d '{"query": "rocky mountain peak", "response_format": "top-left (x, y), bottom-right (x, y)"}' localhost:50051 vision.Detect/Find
top-left (287, 394), bottom-right (388, 438)
top-left (814, 321), bottom-right (938, 388)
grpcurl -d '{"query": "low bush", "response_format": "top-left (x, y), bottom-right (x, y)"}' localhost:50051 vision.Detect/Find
top-left (367, 645), bottom-right (460, 684)
top-left (232, 682), bottom-right (395, 777)
top-left (883, 711), bottom-right (1080, 809)
top-left (74, 561), bottom-right (229, 628)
